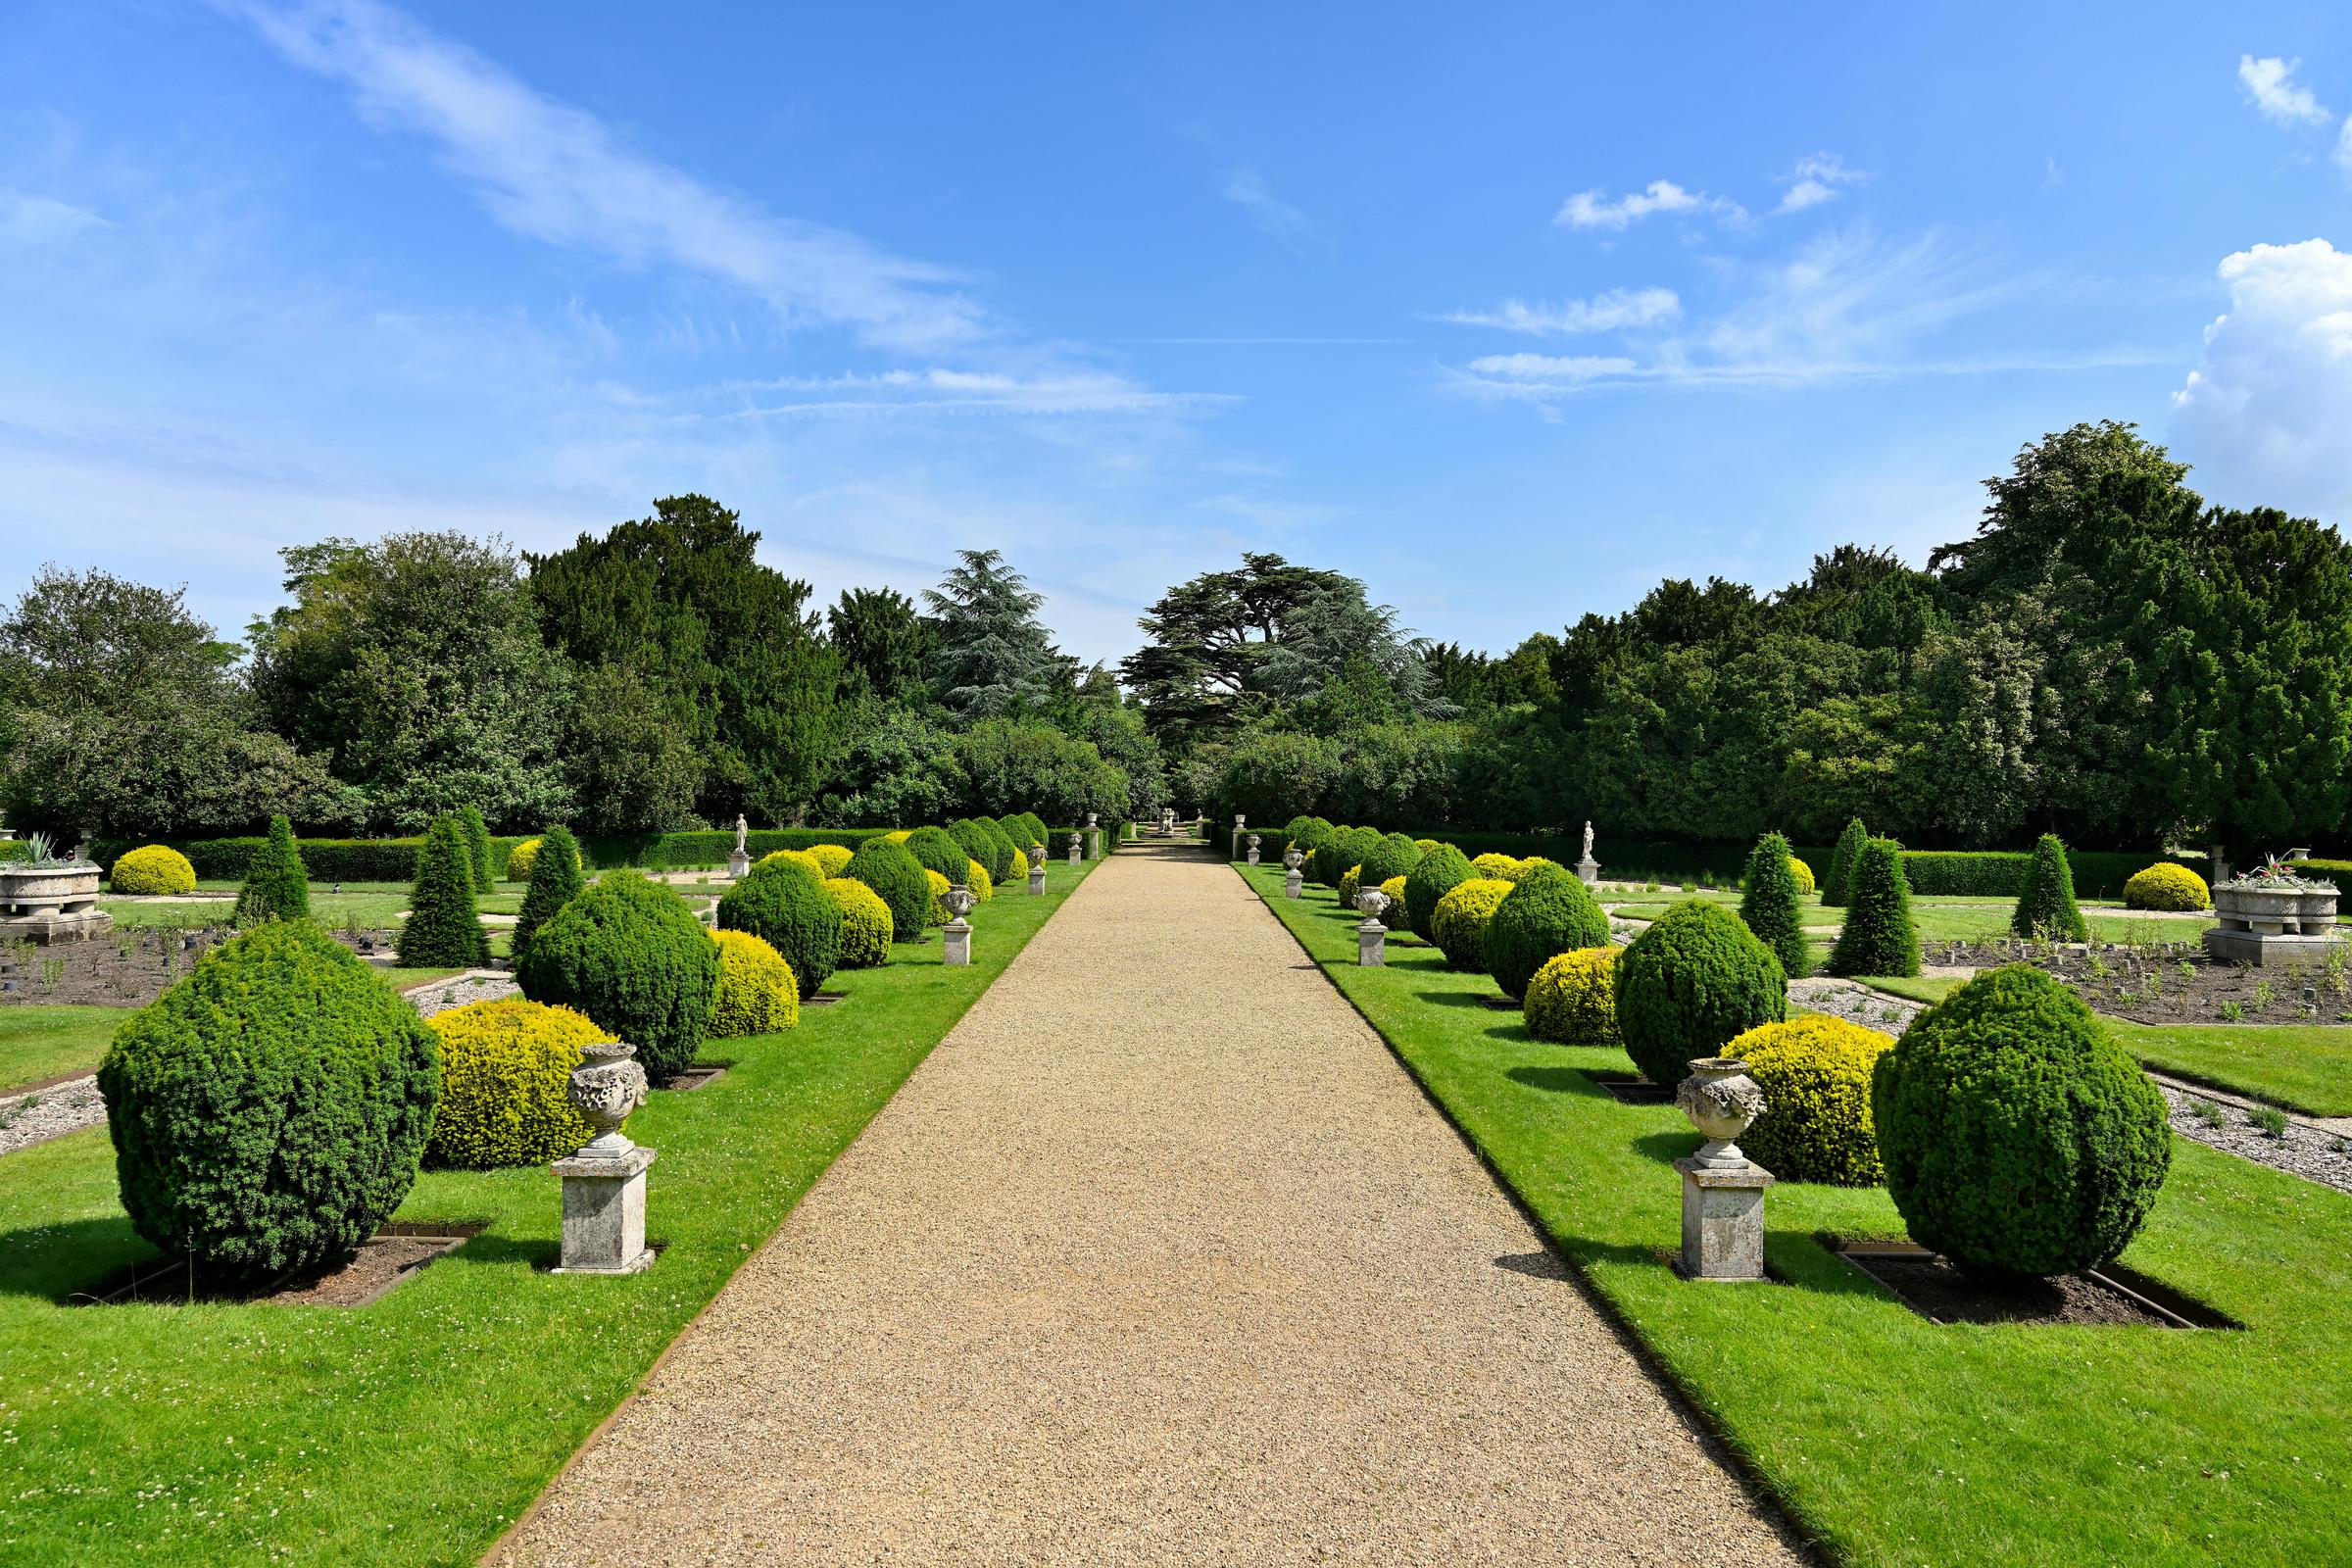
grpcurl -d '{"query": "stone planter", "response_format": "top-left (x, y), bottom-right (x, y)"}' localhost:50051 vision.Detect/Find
top-left (0, 864), bottom-right (111, 943)
top-left (2206, 877), bottom-right (2341, 966)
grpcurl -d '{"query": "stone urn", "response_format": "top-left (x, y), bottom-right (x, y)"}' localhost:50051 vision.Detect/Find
top-left (942, 884), bottom-right (978, 924)
top-left (2213, 878), bottom-right (2338, 935)
top-left (1675, 1057), bottom-right (1766, 1170)
top-left (0, 859), bottom-right (110, 942)
top-left (1282, 847), bottom-right (1304, 872)
top-left (566, 1040), bottom-right (648, 1158)
top-left (1353, 888), bottom-right (1391, 926)
top-left (1027, 843), bottom-right (1047, 871)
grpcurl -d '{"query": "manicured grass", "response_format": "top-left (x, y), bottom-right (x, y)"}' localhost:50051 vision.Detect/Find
top-left (105, 890), bottom-right (527, 934)
top-left (1853, 974), bottom-right (1962, 1006)
top-left (1245, 863), bottom-right (2352, 1568)
top-left (0, 1005), bottom-right (130, 1093)
top-left (0, 859), bottom-right (1096, 1567)
top-left (2110, 1022), bottom-right (2352, 1118)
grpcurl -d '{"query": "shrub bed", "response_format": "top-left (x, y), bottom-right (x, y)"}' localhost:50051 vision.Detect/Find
top-left (515, 870), bottom-right (719, 1085)
top-left (1726, 1015), bottom-right (1892, 1185)
top-left (1525, 948), bottom-right (1619, 1045)
top-left (716, 859), bottom-right (844, 996)
top-left (423, 999), bottom-right (603, 1168)
top-left (1485, 864), bottom-right (1610, 1002)
top-left (709, 929), bottom-right (801, 1037)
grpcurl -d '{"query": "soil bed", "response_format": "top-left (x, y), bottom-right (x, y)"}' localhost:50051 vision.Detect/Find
top-left (0, 927), bottom-right (235, 1007)
top-left (1588, 1070), bottom-right (1673, 1105)
top-left (1836, 1243), bottom-right (2235, 1329)
top-left (1937, 938), bottom-right (2352, 1027)
top-left (67, 1222), bottom-right (483, 1308)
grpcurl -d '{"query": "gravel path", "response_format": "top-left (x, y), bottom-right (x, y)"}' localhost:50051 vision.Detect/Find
top-left (496, 844), bottom-right (1806, 1567)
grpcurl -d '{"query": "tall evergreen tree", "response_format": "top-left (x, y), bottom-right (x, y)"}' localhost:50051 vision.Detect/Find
top-left (399, 815), bottom-right (490, 967)
top-left (922, 549), bottom-right (1074, 718)
top-left (1826, 839), bottom-right (1920, 978)
top-left (460, 805), bottom-right (494, 891)
top-left (511, 823), bottom-right (585, 965)
top-left (828, 586), bottom-right (935, 703)
top-left (1823, 817), bottom-right (1868, 907)
top-left (232, 812), bottom-right (311, 925)
top-left (1739, 831), bottom-right (1809, 979)
top-left (2011, 833), bottom-right (2087, 941)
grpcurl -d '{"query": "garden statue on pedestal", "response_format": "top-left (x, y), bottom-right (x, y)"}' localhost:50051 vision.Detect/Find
top-left (726, 814), bottom-right (751, 880)
top-left (553, 1040), bottom-right (657, 1275)
top-left (1354, 888), bottom-right (1391, 967)
top-left (1577, 820), bottom-right (1600, 886)
top-left (1284, 846), bottom-right (1305, 899)
top-left (941, 885), bottom-right (978, 965)
top-left (1673, 1058), bottom-right (1773, 1281)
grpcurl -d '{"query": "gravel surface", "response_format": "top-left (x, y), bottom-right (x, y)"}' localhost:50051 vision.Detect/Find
top-left (497, 844), bottom-right (1806, 1567)
top-left (0, 1073), bottom-right (104, 1155)
top-left (2159, 1082), bottom-right (2352, 1194)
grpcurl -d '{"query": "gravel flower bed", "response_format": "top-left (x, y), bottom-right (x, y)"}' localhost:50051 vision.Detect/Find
top-left (2162, 1085), bottom-right (2352, 1195)
top-left (0, 1075), bottom-right (106, 1156)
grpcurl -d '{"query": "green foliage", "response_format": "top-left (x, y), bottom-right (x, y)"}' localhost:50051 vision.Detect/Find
top-left (2124, 862), bottom-right (2211, 911)
top-left (398, 815), bottom-right (491, 968)
top-left (1739, 831), bottom-right (1810, 979)
top-left (1325, 825), bottom-right (1382, 889)
top-left (1356, 831), bottom-right (1424, 889)
top-left (844, 836), bottom-right (932, 944)
top-left (709, 928), bottom-right (801, 1037)
top-left (1873, 963), bottom-right (2171, 1276)
top-left (1827, 838), bottom-right (1920, 978)
top-left (1118, 553), bottom-right (1364, 748)
top-left (232, 813), bottom-right (310, 925)
top-left (1823, 816), bottom-right (1867, 906)
top-left (98, 921), bottom-right (438, 1277)
top-left (510, 823), bottom-right (585, 964)
top-left (1727, 1016), bottom-right (1893, 1185)
top-left (460, 805), bottom-right (494, 891)
top-left (1614, 899), bottom-right (1788, 1086)
top-left (1431, 877), bottom-right (1513, 971)
top-left (828, 585), bottom-right (934, 703)
top-left (2012, 833), bottom-right (2088, 940)
top-left (1524, 947), bottom-right (1619, 1044)
top-left (716, 858), bottom-right (845, 995)
top-left (109, 844), bottom-right (196, 896)
top-left (902, 825), bottom-right (975, 888)
top-left (948, 817), bottom-right (1011, 884)
top-left (422, 999), bottom-right (603, 1169)
top-left (1015, 809), bottom-right (1050, 849)
top-left (1485, 863), bottom-right (1610, 1001)
top-left (924, 549), bottom-right (1076, 718)
top-left (954, 718), bottom-right (1130, 824)
top-left (515, 869), bottom-right (718, 1085)
top-left (823, 876), bottom-right (894, 966)
top-left (1401, 842), bottom-right (1472, 940)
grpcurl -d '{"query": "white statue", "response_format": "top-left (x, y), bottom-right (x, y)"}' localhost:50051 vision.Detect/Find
top-left (1582, 820), bottom-right (1594, 861)
top-left (733, 813), bottom-right (748, 854)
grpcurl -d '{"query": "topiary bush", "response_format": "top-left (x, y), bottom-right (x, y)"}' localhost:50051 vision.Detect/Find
top-left (905, 825), bottom-right (975, 888)
top-left (111, 844), bottom-right (196, 896)
top-left (807, 841), bottom-right (856, 878)
top-left (1286, 816), bottom-right (1337, 869)
top-left (1614, 899), bottom-right (1788, 1086)
top-left (758, 848), bottom-right (828, 881)
top-left (1874, 963), bottom-right (2171, 1277)
top-left (398, 814), bottom-right (491, 968)
top-left (460, 805), bottom-right (495, 891)
top-left (965, 859), bottom-right (995, 901)
top-left (1358, 832), bottom-right (1424, 889)
top-left (1431, 877), bottom-right (1514, 971)
top-left (709, 928), bottom-right (800, 1037)
top-left (1326, 826), bottom-right (1382, 890)
top-left (1379, 874), bottom-right (1408, 912)
top-left (846, 836), bottom-right (932, 941)
top-left (1739, 831), bottom-right (1809, 980)
top-left (1726, 1015), bottom-right (1893, 1185)
top-left (923, 867), bottom-right (952, 925)
top-left (1471, 852), bottom-right (1526, 882)
top-left (1525, 948), bottom-right (1620, 1045)
top-left (1826, 838), bottom-right (1920, 978)
top-left (1486, 863), bottom-right (1611, 1002)
top-left (824, 876), bottom-right (894, 966)
top-left (949, 818), bottom-right (1011, 884)
top-left (2011, 833), bottom-right (2088, 941)
top-left (510, 823), bottom-right (584, 965)
top-left (233, 812), bottom-right (310, 925)
top-left (1788, 856), bottom-right (1815, 896)
top-left (515, 869), bottom-right (719, 1086)
top-left (423, 998), bottom-right (604, 1169)
top-left (99, 921), bottom-right (438, 1278)
top-left (506, 836), bottom-right (544, 883)
top-left (1402, 843), bottom-right (1472, 940)
top-left (1338, 864), bottom-right (1364, 907)
top-left (2124, 862), bottom-right (2211, 911)
top-left (1822, 816), bottom-right (1867, 907)
top-left (716, 858), bottom-right (844, 996)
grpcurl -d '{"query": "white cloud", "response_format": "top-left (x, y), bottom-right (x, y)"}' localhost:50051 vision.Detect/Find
top-left (1556, 179), bottom-right (1743, 230)
top-left (217, 0), bottom-right (983, 350)
top-left (0, 191), bottom-right (107, 246)
top-left (711, 367), bottom-right (1232, 418)
top-left (1463, 353), bottom-right (1641, 383)
top-left (2339, 115), bottom-right (2352, 176)
top-left (1443, 287), bottom-right (1681, 334)
top-left (2173, 238), bottom-right (2352, 515)
top-left (1773, 152), bottom-right (1867, 215)
top-left (2239, 55), bottom-right (2331, 127)
top-left (1220, 166), bottom-right (1309, 240)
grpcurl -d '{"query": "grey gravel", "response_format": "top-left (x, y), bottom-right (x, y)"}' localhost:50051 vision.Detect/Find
top-left (0, 1073), bottom-right (105, 1154)
top-left (498, 844), bottom-right (1806, 1567)
top-left (2159, 1082), bottom-right (2352, 1194)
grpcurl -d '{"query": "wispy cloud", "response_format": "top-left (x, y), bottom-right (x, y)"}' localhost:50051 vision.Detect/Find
top-left (1555, 179), bottom-right (1744, 230)
top-left (710, 367), bottom-right (1232, 419)
top-left (0, 191), bottom-right (108, 246)
top-left (2239, 55), bottom-right (2332, 126)
top-left (217, 0), bottom-right (984, 351)
top-left (1773, 152), bottom-right (1868, 215)
top-left (1463, 353), bottom-right (1640, 383)
top-left (1220, 166), bottom-right (1310, 240)
top-left (1443, 287), bottom-right (1680, 334)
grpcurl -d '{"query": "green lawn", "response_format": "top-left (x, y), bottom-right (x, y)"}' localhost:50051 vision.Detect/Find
top-left (1611, 894), bottom-right (2206, 951)
top-left (1245, 862), bottom-right (2352, 1568)
top-left (0, 1005), bottom-right (131, 1093)
top-left (0, 859), bottom-right (1095, 1567)
top-left (2110, 1022), bottom-right (2352, 1118)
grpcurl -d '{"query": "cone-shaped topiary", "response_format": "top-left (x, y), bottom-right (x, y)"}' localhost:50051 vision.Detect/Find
top-left (824, 876), bottom-right (893, 966)
top-left (460, 805), bottom-right (495, 891)
top-left (1357, 832), bottom-right (1424, 890)
top-left (1402, 843), bottom-right (1472, 940)
top-left (709, 928), bottom-right (801, 1037)
top-left (1614, 899), bottom-right (1788, 1087)
top-left (1431, 877), bottom-right (1514, 971)
top-left (516, 869), bottom-right (718, 1085)
top-left (1739, 831), bottom-right (1810, 980)
top-left (1822, 816), bottom-right (1868, 907)
top-left (398, 815), bottom-right (491, 968)
top-left (1826, 838), bottom-right (1919, 978)
top-left (511, 823), bottom-right (584, 965)
top-left (1326, 826), bottom-right (1382, 890)
top-left (1525, 948), bottom-right (1619, 1045)
top-left (111, 844), bottom-right (196, 896)
top-left (233, 812), bottom-right (310, 925)
top-left (99, 921), bottom-right (438, 1278)
top-left (1874, 963), bottom-right (2171, 1277)
top-left (846, 836), bottom-right (933, 943)
top-left (1486, 863), bottom-right (1612, 1002)
top-left (2011, 833), bottom-right (2088, 941)
top-left (2123, 862), bottom-right (2210, 911)
top-left (1726, 1015), bottom-right (1893, 1185)
top-left (716, 858), bottom-right (844, 995)
top-left (904, 825), bottom-right (975, 888)
top-left (423, 998), bottom-right (604, 1169)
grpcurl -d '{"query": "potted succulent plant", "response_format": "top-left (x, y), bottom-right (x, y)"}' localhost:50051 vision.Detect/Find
top-left (0, 831), bottom-right (111, 940)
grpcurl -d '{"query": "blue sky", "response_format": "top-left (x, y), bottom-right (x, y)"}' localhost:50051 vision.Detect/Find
top-left (4, 2), bottom-right (2351, 664)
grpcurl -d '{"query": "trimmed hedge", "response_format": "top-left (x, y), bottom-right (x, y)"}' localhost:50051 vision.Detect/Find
top-left (515, 870), bottom-right (718, 1086)
top-left (99, 921), bottom-right (439, 1278)
top-left (398, 815), bottom-right (491, 968)
top-left (460, 807), bottom-right (495, 891)
top-left (1357, 832), bottom-right (1425, 890)
top-left (93, 827), bottom-right (894, 883)
top-left (716, 858), bottom-right (844, 996)
top-left (110, 844), bottom-right (196, 896)
top-left (709, 928), bottom-right (801, 1038)
top-left (2124, 862), bottom-right (2211, 911)
top-left (845, 837), bottom-right (931, 941)
top-left (1485, 863), bottom-right (1610, 1002)
top-left (2012, 833), bottom-right (2087, 941)
top-left (423, 999), bottom-right (603, 1169)
top-left (1402, 843), bottom-right (1472, 940)
top-left (1525, 948), bottom-right (1619, 1045)
top-left (1826, 838), bottom-right (1920, 979)
top-left (824, 876), bottom-right (894, 966)
top-left (1874, 963), bottom-right (2171, 1277)
top-left (1614, 899), bottom-right (1788, 1087)
top-left (1431, 877), bottom-right (1513, 971)
top-left (1727, 1015), bottom-right (1893, 1186)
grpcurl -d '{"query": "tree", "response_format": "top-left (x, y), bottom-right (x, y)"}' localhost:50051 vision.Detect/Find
top-left (510, 823), bottom-right (584, 964)
top-left (233, 813), bottom-right (311, 925)
top-left (1823, 818), bottom-right (1868, 907)
top-left (1740, 832), bottom-right (1810, 979)
top-left (952, 718), bottom-right (1128, 823)
top-left (1826, 839), bottom-right (1920, 978)
top-left (828, 587), bottom-right (934, 703)
top-left (1119, 553), bottom-right (1362, 745)
top-left (814, 707), bottom-right (961, 826)
top-left (2011, 833), bottom-right (2087, 941)
top-left (460, 806), bottom-right (495, 892)
top-left (922, 549), bottom-right (1074, 719)
top-left (562, 663), bottom-right (702, 836)
top-left (399, 815), bottom-right (490, 967)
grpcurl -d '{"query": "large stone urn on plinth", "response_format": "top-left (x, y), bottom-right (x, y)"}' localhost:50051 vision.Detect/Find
top-left (1066, 831), bottom-right (1082, 866)
top-left (1026, 843), bottom-right (1048, 896)
top-left (552, 1041), bottom-right (658, 1275)
top-left (1246, 833), bottom-right (1262, 866)
top-left (1087, 811), bottom-right (1101, 858)
top-left (2205, 860), bottom-right (2340, 966)
top-left (941, 884), bottom-right (978, 966)
top-left (1672, 1057), bottom-right (1773, 1282)
top-left (1231, 814), bottom-right (1248, 862)
top-left (1354, 888), bottom-right (1392, 967)
top-left (0, 860), bottom-right (111, 943)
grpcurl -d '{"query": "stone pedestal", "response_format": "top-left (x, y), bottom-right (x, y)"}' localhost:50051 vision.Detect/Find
top-left (552, 1146), bottom-right (658, 1274)
top-left (1026, 847), bottom-right (1047, 896)
top-left (1087, 813), bottom-right (1101, 858)
top-left (726, 849), bottom-right (751, 880)
top-left (1673, 1158), bottom-right (1773, 1281)
top-left (1066, 832), bottom-right (1082, 865)
top-left (1247, 833), bottom-right (1261, 866)
top-left (1231, 815), bottom-right (1247, 861)
top-left (941, 884), bottom-right (976, 965)
top-left (1354, 889), bottom-right (1391, 966)
top-left (1576, 856), bottom-right (1600, 887)
top-left (1286, 869), bottom-right (1303, 898)
top-left (1283, 846), bottom-right (1305, 899)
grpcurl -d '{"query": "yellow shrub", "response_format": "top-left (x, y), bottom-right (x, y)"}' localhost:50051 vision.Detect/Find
top-left (1471, 853), bottom-right (1525, 882)
top-left (1519, 857), bottom-right (1561, 877)
top-left (506, 836), bottom-right (543, 882)
top-left (1525, 948), bottom-right (1620, 1044)
top-left (2124, 862), bottom-right (2210, 911)
top-left (808, 843), bottom-right (854, 877)
top-left (886, 830), bottom-right (914, 844)
top-left (758, 848), bottom-right (827, 880)
top-left (1379, 874), bottom-right (1408, 911)
top-left (966, 859), bottom-right (995, 901)
top-left (1432, 877), bottom-right (1514, 970)
top-left (1788, 857), bottom-right (1817, 896)
top-left (825, 877), bottom-right (893, 966)
top-left (1726, 1015), bottom-right (1894, 1185)
top-left (424, 999), bottom-right (607, 1169)
top-left (110, 844), bottom-right (196, 896)
top-left (710, 928), bottom-right (800, 1037)
top-left (1413, 838), bottom-right (1442, 855)
top-left (924, 867), bottom-right (952, 925)
top-left (1339, 864), bottom-right (1364, 906)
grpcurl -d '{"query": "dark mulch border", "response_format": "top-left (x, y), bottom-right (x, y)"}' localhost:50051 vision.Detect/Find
top-left (65, 1222), bottom-right (486, 1309)
top-left (1833, 1241), bottom-right (2240, 1329)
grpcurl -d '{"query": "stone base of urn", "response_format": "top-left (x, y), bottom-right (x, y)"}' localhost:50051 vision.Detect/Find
top-left (1027, 866), bottom-right (1046, 895)
top-left (1285, 870), bottom-right (1303, 899)
top-left (1357, 920), bottom-right (1387, 966)
top-left (552, 1145), bottom-right (658, 1274)
top-left (0, 908), bottom-right (114, 943)
top-left (2202, 927), bottom-right (2339, 966)
top-left (1672, 1157), bottom-right (1775, 1281)
top-left (943, 919), bottom-right (972, 965)
top-left (0, 866), bottom-right (113, 944)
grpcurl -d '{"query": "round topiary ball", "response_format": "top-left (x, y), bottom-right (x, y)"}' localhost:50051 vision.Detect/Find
top-left (757, 848), bottom-right (828, 880)
top-left (1016, 811), bottom-right (1050, 850)
top-left (1485, 864), bottom-right (1611, 1002)
top-left (111, 844), bottom-right (196, 896)
top-left (515, 869), bottom-right (719, 1086)
top-left (948, 819), bottom-right (1010, 884)
top-left (1379, 874), bottom-right (1408, 911)
top-left (1613, 899), bottom-right (1788, 1087)
top-left (1726, 1015), bottom-right (1893, 1185)
top-left (1874, 963), bottom-right (2171, 1278)
top-left (1788, 857), bottom-right (1817, 896)
top-left (505, 835), bottom-right (544, 882)
top-left (965, 859), bottom-right (995, 901)
top-left (844, 836), bottom-right (931, 943)
top-left (717, 859), bottom-right (844, 996)
top-left (1431, 877), bottom-right (1514, 971)
top-left (1402, 843), bottom-right (1472, 940)
top-left (922, 867), bottom-right (952, 925)
top-left (807, 842), bottom-right (855, 878)
top-left (824, 876), bottom-right (893, 966)
top-left (1286, 816), bottom-right (1337, 868)
top-left (98, 921), bottom-right (438, 1278)
top-left (424, 998), bottom-right (605, 1169)
top-left (904, 825), bottom-right (975, 888)
top-left (1525, 948), bottom-right (1619, 1045)
top-left (1471, 853), bottom-right (1529, 883)
top-left (1326, 826), bottom-right (1382, 890)
top-left (709, 928), bottom-right (801, 1037)
top-left (2124, 863), bottom-right (2211, 911)
top-left (1357, 832), bottom-right (1424, 890)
